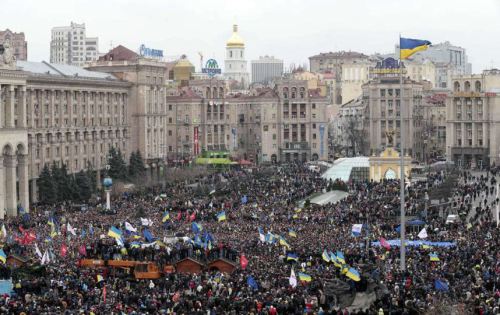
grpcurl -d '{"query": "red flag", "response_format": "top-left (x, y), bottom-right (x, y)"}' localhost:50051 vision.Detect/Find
top-left (103, 285), bottom-right (107, 302)
top-left (176, 212), bottom-right (182, 221)
top-left (60, 243), bottom-right (68, 257)
top-left (79, 244), bottom-right (87, 256)
top-left (380, 237), bottom-right (391, 250)
top-left (189, 212), bottom-right (196, 222)
top-left (240, 254), bottom-right (248, 270)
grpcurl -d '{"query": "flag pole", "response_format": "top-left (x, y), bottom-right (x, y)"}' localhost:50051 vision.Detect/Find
top-left (399, 34), bottom-right (406, 271)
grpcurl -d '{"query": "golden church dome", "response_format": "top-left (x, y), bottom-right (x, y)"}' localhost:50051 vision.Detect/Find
top-left (226, 24), bottom-right (245, 48)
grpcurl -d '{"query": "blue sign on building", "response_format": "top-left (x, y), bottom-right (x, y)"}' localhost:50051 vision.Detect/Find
top-left (202, 59), bottom-right (222, 77)
top-left (139, 44), bottom-right (164, 58)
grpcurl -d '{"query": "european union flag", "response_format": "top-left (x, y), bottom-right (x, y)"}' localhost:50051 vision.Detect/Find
top-left (247, 275), bottom-right (259, 290)
top-left (434, 279), bottom-right (449, 291)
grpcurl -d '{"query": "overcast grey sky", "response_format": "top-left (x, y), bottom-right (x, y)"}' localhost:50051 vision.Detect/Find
top-left (2, 0), bottom-right (499, 72)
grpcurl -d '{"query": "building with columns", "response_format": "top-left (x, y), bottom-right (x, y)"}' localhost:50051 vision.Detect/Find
top-left (0, 54), bottom-right (130, 217)
top-left (224, 25), bottom-right (249, 90)
top-left (0, 65), bottom-right (29, 218)
top-left (446, 69), bottom-right (500, 168)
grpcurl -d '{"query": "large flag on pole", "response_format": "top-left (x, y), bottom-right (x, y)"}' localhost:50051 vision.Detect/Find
top-left (400, 37), bottom-right (431, 59)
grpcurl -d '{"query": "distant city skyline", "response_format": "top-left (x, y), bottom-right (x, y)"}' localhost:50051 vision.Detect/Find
top-left (2, 0), bottom-right (500, 73)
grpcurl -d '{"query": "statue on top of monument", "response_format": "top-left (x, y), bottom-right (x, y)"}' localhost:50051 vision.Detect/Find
top-left (0, 39), bottom-right (17, 69)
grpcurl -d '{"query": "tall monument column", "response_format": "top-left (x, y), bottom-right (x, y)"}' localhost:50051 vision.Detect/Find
top-left (18, 154), bottom-right (29, 212)
top-left (0, 156), bottom-right (5, 219)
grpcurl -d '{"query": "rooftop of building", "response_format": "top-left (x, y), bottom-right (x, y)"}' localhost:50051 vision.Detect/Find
top-left (251, 56), bottom-right (283, 62)
top-left (99, 45), bottom-right (139, 62)
top-left (322, 157), bottom-right (370, 182)
top-left (17, 60), bottom-right (117, 80)
top-left (309, 51), bottom-right (369, 60)
top-left (0, 29), bottom-right (25, 36)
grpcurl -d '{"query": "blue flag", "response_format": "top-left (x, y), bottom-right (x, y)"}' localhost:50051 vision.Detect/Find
top-left (434, 279), bottom-right (449, 291)
top-left (247, 275), bottom-right (259, 290)
top-left (143, 229), bottom-right (155, 242)
top-left (191, 222), bottom-right (202, 234)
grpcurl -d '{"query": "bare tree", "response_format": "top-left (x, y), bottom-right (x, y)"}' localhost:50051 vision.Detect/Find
top-left (343, 116), bottom-right (368, 156)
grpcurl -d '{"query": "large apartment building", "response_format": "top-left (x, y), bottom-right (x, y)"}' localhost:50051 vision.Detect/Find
top-left (363, 58), bottom-right (425, 159)
top-left (446, 69), bottom-right (500, 168)
top-left (165, 79), bottom-right (329, 163)
top-left (50, 22), bottom-right (99, 67)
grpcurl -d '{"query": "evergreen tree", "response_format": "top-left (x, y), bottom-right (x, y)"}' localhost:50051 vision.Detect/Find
top-left (50, 162), bottom-right (63, 202)
top-left (129, 150), bottom-right (146, 179)
top-left (37, 164), bottom-right (56, 204)
top-left (59, 163), bottom-right (73, 201)
top-left (108, 147), bottom-right (128, 180)
top-left (85, 161), bottom-right (97, 194)
top-left (75, 170), bottom-right (92, 201)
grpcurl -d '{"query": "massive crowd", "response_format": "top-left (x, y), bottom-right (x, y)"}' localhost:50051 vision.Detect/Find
top-left (0, 164), bottom-right (498, 314)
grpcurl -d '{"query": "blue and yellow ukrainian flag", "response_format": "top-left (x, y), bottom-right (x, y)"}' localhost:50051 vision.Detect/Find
top-left (322, 250), bottom-right (331, 263)
top-left (298, 272), bottom-right (312, 282)
top-left (287, 253), bottom-right (299, 261)
top-left (429, 252), bottom-right (440, 262)
top-left (216, 211), bottom-right (227, 222)
top-left (336, 251), bottom-right (346, 264)
top-left (0, 249), bottom-right (6, 264)
top-left (400, 37), bottom-right (431, 59)
top-left (288, 229), bottom-right (297, 238)
top-left (130, 242), bottom-right (141, 249)
top-left (329, 251), bottom-right (341, 268)
top-left (96, 274), bottom-right (104, 283)
top-left (47, 217), bottom-right (55, 227)
top-left (346, 267), bottom-right (361, 282)
top-left (279, 236), bottom-right (291, 249)
top-left (108, 226), bottom-right (122, 239)
top-left (162, 211), bottom-right (170, 223)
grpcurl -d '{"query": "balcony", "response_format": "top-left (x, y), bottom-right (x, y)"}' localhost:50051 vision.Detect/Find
top-left (282, 142), bottom-right (310, 151)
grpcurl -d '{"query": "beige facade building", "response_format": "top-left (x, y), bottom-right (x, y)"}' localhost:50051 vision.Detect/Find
top-left (87, 48), bottom-right (174, 179)
top-left (446, 69), bottom-right (500, 168)
top-left (422, 90), bottom-right (447, 160)
top-left (0, 29), bottom-right (28, 61)
top-left (363, 59), bottom-right (425, 160)
top-left (165, 79), bottom-right (329, 163)
top-left (309, 51), bottom-right (372, 106)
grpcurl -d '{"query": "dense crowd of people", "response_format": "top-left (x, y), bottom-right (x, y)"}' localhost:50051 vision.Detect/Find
top-left (0, 163), bottom-right (498, 314)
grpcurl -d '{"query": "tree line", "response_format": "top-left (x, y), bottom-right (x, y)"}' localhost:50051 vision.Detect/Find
top-left (37, 147), bottom-right (146, 205)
